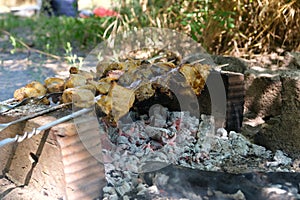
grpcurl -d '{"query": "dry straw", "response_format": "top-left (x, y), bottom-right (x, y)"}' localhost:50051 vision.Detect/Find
top-left (117, 0), bottom-right (300, 56)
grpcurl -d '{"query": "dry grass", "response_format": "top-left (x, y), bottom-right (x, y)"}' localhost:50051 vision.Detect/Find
top-left (117, 0), bottom-right (300, 56)
top-left (223, 0), bottom-right (300, 56)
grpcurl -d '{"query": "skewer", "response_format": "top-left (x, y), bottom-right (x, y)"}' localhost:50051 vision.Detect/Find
top-left (0, 56), bottom-right (159, 146)
top-left (0, 55), bottom-right (215, 147)
top-left (0, 107), bottom-right (93, 147)
top-left (0, 93), bottom-right (103, 147)
top-left (0, 103), bottom-right (71, 132)
top-left (0, 92), bottom-right (62, 114)
top-left (0, 97), bottom-right (33, 113)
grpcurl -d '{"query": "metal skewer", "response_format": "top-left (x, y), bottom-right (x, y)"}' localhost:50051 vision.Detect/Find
top-left (0, 103), bottom-right (71, 132)
top-left (0, 93), bottom-right (62, 114)
top-left (0, 97), bottom-right (32, 113)
top-left (0, 107), bottom-right (93, 147)
top-left (0, 92), bottom-right (103, 147)
top-left (0, 55), bottom-right (205, 147)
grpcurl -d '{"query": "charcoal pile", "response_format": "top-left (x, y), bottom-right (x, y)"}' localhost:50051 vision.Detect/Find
top-left (99, 108), bottom-right (299, 199)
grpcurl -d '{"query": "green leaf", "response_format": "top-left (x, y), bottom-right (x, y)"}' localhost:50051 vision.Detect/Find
top-left (228, 23), bottom-right (235, 29)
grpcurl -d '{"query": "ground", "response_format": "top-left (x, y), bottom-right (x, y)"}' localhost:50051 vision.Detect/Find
top-left (0, 178), bottom-right (54, 200)
top-left (0, 51), bottom-right (69, 101)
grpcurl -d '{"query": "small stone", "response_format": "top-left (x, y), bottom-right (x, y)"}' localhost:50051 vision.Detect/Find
top-left (135, 150), bottom-right (144, 157)
top-left (250, 144), bottom-right (271, 158)
top-left (274, 150), bottom-right (292, 166)
top-left (109, 194), bottom-right (119, 200)
top-left (229, 131), bottom-right (249, 156)
top-left (115, 181), bottom-right (131, 196)
top-left (145, 126), bottom-right (165, 140)
top-left (136, 183), bottom-right (149, 196)
top-left (214, 189), bottom-right (246, 200)
top-left (148, 185), bottom-right (159, 195)
top-left (117, 136), bottom-right (129, 145)
top-left (266, 150), bottom-right (293, 167)
top-left (216, 128), bottom-right (228, 138)
top-left (136, 183), bottom-right (147, 192)
top-left (277, 168), bottom-right (290, 172)
top-left (103, 186), bottom-right (116, 195)
top-left (207, 188), bottom-right (213, 196)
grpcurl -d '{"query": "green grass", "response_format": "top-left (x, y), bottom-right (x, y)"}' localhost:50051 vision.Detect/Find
top-left (0, 14), bottom-right (115, 56)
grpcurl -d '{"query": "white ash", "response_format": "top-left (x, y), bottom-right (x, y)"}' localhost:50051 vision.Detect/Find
top-left (216, 127), bottom-right (228, 138)
top-left (148, 104), bottom-right (168, 128)
top-left (100, 106), bottom-right (296, 199)
top-left (212, 190), bottom-right (246, 200)
top-left (266, 150), bottom-right (293, 167)
top-left (262, 184), bottom-right (300, 199)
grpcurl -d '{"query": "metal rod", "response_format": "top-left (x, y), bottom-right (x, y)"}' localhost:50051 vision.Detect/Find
top-left (189, 58), bottom-right (206, 65)
top-left (36, 107), bottom-right (93, 131)
top-left (0, 93), bottom-right (57, 114)
top-left (0, 103), bottom-right (71, 132)
top-left (0, 107), bottom-right (93, 147)
top-left (0, 55), bottom-right (168, 147)
top-left (0, 137), bottom-right (16, 147)
top-left (0, 97), bottom-right (32, 114)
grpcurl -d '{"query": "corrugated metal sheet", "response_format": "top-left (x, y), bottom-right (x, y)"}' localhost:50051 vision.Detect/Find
top-left (56, 115), bottom-right (106, 200)
top-left (222, 71), bottom-right (245, 132)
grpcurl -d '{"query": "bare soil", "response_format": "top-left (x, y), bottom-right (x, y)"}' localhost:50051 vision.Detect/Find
top-left (0, 51), bottom-right (69, 101)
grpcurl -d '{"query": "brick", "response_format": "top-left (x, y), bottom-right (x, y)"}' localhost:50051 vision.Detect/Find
top-left (244, 68), bottom-right (282, 118)
top-left (1, 111), bottom-right (106, 200)
top-left (255, 72), bottom-right (300, 158)
top-left (0, 115), bottom-right (26, 176)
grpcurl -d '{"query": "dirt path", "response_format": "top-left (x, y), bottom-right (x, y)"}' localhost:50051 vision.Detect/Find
top-left (0, 51), bottom-right (70, 101)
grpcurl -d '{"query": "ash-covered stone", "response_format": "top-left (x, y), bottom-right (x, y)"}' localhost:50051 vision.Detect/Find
top-left (148, 104), bottom-right (168, 128)
top-left (115, 181), bottom-right (131, 196)
top-left (212, 189), bottom-right (246, 200)
top-left (266, 150), bottom-right (293, 167)
top-left (216, 127), bottom-right (228, 138)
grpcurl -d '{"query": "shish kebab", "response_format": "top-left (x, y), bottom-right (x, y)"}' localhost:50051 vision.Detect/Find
top-left (0, 53), bottom-right (213, 148)
top-left (0, 55), bottom-right (168, 147)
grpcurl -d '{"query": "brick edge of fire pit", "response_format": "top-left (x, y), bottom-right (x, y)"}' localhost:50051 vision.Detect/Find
top-left (0, 113), bottom-right (106, 200)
